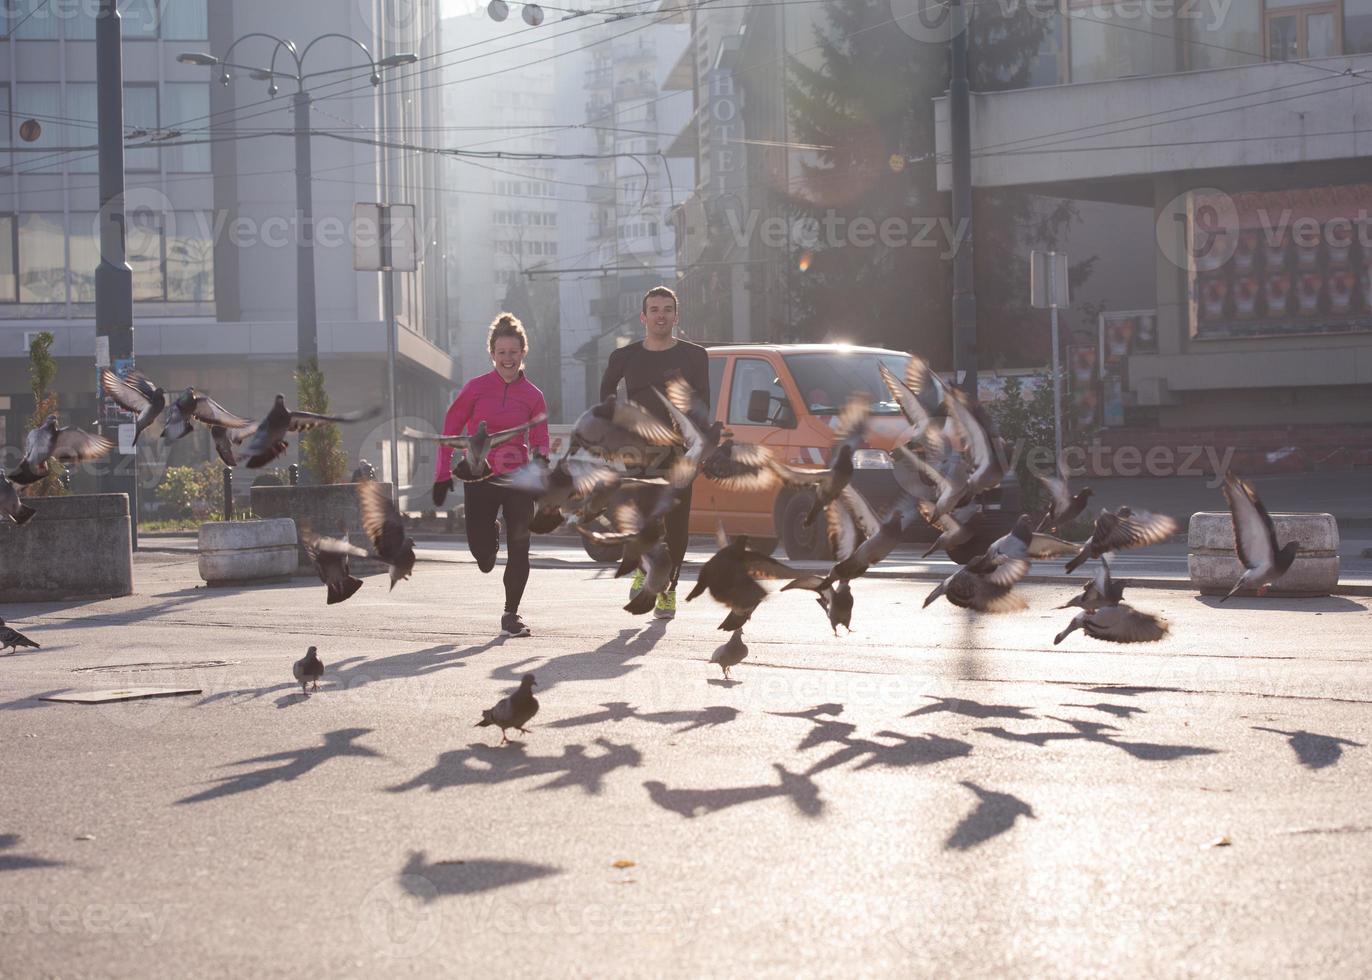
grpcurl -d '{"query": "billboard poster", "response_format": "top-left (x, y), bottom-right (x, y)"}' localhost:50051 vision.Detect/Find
top-left (1186, 184), bottom-right (1372, 339)
top-left (1066, 344), bottom-right (1100, 430)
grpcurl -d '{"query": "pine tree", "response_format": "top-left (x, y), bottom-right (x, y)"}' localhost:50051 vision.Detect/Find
top-left (25, 331), bottom-right (66, 496)
top-left (294, 361), bottom-right (347, 485)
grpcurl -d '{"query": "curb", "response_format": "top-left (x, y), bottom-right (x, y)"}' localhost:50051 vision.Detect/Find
top-left (134, 545), bottom-right (1372, 597)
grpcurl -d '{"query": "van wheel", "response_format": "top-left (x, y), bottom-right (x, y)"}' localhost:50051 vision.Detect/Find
top-left (780, 493), bottom-right (827, 561)
top-left (580, 531), bottom-right (623, 565)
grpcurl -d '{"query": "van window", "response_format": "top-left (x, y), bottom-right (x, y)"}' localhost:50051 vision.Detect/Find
top-left (708, 356), bottom-right (725, 421)
top-left (728, 357), bottom-right (786, 425)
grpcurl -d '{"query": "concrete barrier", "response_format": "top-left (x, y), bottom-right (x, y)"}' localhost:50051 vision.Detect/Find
top-left (250, 482), bottom-right (392, 572)
top-left (0, 493), bottom-right (133, 602)
top-left (198, 519), bottom-right (297, 586)
top-left (1188, 511), bottom-right (1339, 597)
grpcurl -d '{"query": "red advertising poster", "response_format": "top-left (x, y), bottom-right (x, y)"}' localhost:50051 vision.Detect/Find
top-left (1188, 184), bottom-right (1372, 339)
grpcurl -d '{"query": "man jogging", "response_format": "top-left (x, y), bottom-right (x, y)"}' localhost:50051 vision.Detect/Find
top-left (433, 313), bottom-right (550, 637)
top-left (598, 286), bottom-right (709, 620)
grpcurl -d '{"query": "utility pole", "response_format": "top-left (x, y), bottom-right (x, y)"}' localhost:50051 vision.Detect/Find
top-left (294, 89), bottom-right (317, 369)
top-left (95, 0), bottom-right (137, 548)
top-left (948, 0), bottom-right (977, 397)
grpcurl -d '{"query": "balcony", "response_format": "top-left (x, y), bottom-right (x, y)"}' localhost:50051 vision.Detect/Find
top-left (584, 67), bottom-right (612, 89)
top-left (614, 78), bottom-right (656, 100)
top-left (587, 185), bottom-right (617, 205)
top-left (932, 54), bottom-right (1372, 199)
top-left (614, 40), bottom-right (654, 61)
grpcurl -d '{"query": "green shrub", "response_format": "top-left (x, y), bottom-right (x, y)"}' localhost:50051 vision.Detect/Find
top-left (155, 461), bottom-right (221, 519)
top-left (294, 360), bottom-right (347, 485)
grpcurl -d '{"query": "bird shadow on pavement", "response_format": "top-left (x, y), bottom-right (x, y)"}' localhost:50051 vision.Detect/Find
top-left (0, 690), bottom-right (64, 711)
top-left (395, 851), bottom-right (562, 899)
top-left (1192, 595), bottom-right (1368, 613)
top-left (944, 781), bottom-right (1036, 851)
top-left (386, 738), bottom-right (642, 797)
top-left (175, 728), bottom-right (383, 805)
top-left (1252, 726), bottom-right (1365, 770)
top-left (706, 677), bottom-right (742, 688)
top-left (547, 702), bottom-right (740, 734)
top-left (0, 834), bottom-right (64, 872)
top-left (1060, 702), bottom-right (1147, 719)
top-left (975, 716), bottom-right (1219, 762)
top-left (906, 696), bottom-right (1037, 721)
top-left (487, 621), bottom-right (667, 692)
top-left (643, 763), bottom-right (824, 819)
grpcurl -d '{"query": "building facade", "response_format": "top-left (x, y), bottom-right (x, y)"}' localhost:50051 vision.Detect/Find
top-left (0, 0), bottom-right (456, 506)
top-left (934, 1), bottom-right (1372, 432)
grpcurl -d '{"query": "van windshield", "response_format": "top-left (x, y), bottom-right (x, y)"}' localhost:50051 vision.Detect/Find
top-left (783, 351), bottom-right (921, 416)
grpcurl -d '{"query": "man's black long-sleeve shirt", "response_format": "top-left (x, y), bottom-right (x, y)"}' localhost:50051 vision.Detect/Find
top-left (599, 339), bottom-right (710, 424)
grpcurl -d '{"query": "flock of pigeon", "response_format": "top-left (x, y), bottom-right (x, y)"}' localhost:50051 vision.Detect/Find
top-left (1, 359), bottom-right (1306, 744)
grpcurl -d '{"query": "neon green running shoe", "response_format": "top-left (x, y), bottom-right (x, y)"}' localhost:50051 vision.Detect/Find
top-left (653, 589), bottom-right (677, 620)
top-left (629, 568), bottom-right (647, 600)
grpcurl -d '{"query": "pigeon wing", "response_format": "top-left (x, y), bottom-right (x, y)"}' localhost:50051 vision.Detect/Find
top-left (610, 399), bottom-right (681, 446)
top-left (402, 425), bottom-right (472, 448)
top-left (101, 369), bottom-right (152, 414)
top-left (742, 552), bottom-right (807, 581)
top-left (1102, 511), bottom-right (1178, 552)
top-left (486, 413), bottom-right (549, 449)
top-left (50, 427), bottom-right (114, 462)
top-left (357, 481), bottom-right (406, 559)
top-left (1222, 474), bottom-right (1275, 571)
top-left (288, 406), bottom-right (379, 432)
top-left (825, 493), bottom-right (862, 562)
top-left (704, 441), bottom-right (778, 492)
top-left (1085, 604), bottom-right (1169, 643)
top-left (191, 394), bottom-right (251, 428)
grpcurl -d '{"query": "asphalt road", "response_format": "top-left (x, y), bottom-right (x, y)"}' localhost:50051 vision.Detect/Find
top-left (2, 554), bottom-right (1370, 977)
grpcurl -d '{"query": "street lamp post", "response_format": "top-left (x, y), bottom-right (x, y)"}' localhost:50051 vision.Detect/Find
top-left (178, 36), bottom-right (417, 372)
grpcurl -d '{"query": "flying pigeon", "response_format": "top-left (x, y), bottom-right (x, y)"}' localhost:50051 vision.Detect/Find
top-left (686, 526), bottom-right (806, 630)
top-left (576, 500), bottom-right (675, 614)
top-left (1065, 507), bottom-right (1177, 573)
top-left (501, 451), bottom-right (620, 514)
top-left (476, 673), bottom-right (539, 744)
top-left (8, 416), bottom-right (114, 485)
top-left (1054, 603), bottom-right (1169, 645)
top-left (710, 630), bottom-right (748, 680)
top-left (940, 386), bottom-right (1005, 501)
top-left (160, 386), bottom-right (251, 442)
top-left (357, 481), bottom-right (416, 590)
top-left (1220, 473), bottom-right (1298, 601)
top-left (1036, 452), bottom-right (1093, 532)
top-left (571, 394), bottom-right (680, 467)
top-left (300, 526), bottom-right (367, 605)
top-left (0, 471), bottom-right (35, 526)
top-left (1058, 556), bottom-right (1127, 611)
top-left (0, 618), bottom-right (40, 654)
top-left (768, 393), bottom-right (871, 527)
top-left (292, 646), bottom-right (324, 694)
top-left (403, 414), bottom-right (548, 484)
top-left (99, 369), bottom-right (166, 445)
top-left (209, 425), bottom-right (238, 468)
top-left (233, 394), bottom-right (379, 469)
top-left (922, 520), bottom-right (1034, 613)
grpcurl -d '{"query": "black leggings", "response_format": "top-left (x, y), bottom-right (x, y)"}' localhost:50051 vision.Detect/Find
top-left (665, 485), bottom-right (693, 589)
top-left (463, 480), bottom-right (534, 613)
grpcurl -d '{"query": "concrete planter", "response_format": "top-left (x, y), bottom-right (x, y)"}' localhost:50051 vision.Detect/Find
top-left (1188, 511), bottom-right (1340, 597)
top-left (250, 482), bottom-right (392, 572)
top-left (0, 493), bottom-right (133, 602)
top-left (198, 519), bottom-right (298, 586)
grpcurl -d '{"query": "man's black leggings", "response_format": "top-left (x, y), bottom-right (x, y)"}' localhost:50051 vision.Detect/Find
top-left (463, 480), bottom-right (534, 614)
top-left (664, 485), bottom-right (693, 590)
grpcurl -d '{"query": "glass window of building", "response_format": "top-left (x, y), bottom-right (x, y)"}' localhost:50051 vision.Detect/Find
top-left (1266, 1), bottom-right (1342, 59)
top-left (159, 0), bottom-right (208, 40)
top-left (14, 84), bottom-right (62, 174)
top-left (9, 0), bottom-right (58, 39)
top-left (127, 209), bottom-right (165, 301)
top-left (1349, 0), bottom-right (1372, 51)
top-left (19, 213), bottom-right (68, 304)
top-left (0, 85), bottom-right (9, 173)
top-left (1186, 3), bottom-right (1263, 69)
top-left (0, 215), bottom-right (15, 302)
top-left (1068, 2), bottom-right (1180, 83)
top-left (68, 214), bottom-right (99, 303)
top-left (163, 84), bottom-right (210, 171)
top-left (167, 212), bottom-right (214, 303)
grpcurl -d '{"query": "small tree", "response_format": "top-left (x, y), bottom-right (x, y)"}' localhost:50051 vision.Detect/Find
top-left (25, 331), bottom-right (66, 496)
top-left (989, 373), bottom-right (1096, 520)
top-left (294, 359), bottom-right (347, 485)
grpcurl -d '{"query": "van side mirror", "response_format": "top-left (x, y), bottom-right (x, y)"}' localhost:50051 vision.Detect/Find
top-left (746, 389), bottom-right (772, 423)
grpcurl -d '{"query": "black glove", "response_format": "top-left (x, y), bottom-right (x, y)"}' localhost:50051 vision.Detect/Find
top-left (432, 478), bottom-right (453, 507)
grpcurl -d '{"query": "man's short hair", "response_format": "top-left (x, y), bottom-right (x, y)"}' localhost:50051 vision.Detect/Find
top-left (641, 286), bottom-right (678, 314)
top-left (487, 312), bottom-right (528, 353)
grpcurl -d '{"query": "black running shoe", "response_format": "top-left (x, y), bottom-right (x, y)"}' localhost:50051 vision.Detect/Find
top-left (501, 612), bottom-right (531, 638)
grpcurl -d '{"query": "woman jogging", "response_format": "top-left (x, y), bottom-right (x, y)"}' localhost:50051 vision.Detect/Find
top-left (432, 313), bottom-right (550, 637)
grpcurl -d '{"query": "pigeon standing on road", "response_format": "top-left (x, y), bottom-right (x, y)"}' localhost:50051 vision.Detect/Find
top-left (301, 527), bottom-right (367, 605)
top-left (476, 674), bottom-right (539, 744)
top-left (292, 646), bottom-right (324, 694)
top-left (0, 619), bottom-right (40, 654)
top-left (0, 472), bottom-right (35, 526)
top-left (710, 630), bottom-right (748, 680)
top-left (1220, 473), bottom-right (1299, 601)
top-left (357, 481), bottom-right (416, 590)
top-left (8, 416), bottom-right (114, 486)
top-left (816, 579), bottom-right (854, 634)
top-left (100, 370), bottom-right (166, 445)
top-left (234, 394), bottom-right (379, 469)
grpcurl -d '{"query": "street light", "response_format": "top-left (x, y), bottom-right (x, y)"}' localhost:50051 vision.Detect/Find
top-left (178, 33), bottom-right (415, 372)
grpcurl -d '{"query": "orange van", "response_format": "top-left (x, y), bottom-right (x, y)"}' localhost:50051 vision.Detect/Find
top-left (688, 343), bottom-right (1017, 559)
